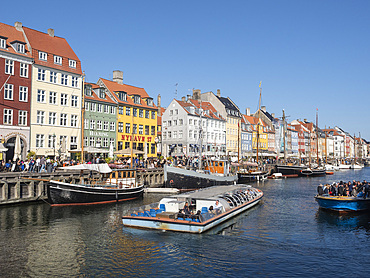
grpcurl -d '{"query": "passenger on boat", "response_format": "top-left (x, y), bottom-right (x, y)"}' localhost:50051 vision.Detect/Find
top-left (183, 202), bottom-right (191, 217)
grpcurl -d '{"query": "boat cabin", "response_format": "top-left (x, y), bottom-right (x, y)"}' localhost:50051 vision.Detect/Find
top-left (203, 159), bottom-right (231, 175)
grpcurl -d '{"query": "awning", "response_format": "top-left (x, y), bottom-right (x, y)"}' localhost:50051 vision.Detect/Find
top-left (60, 163), bottom-right (112, 173)
top-left (69, 146), bottom-right (109, 154)
top-left (114, 147), bottom-right (144, 155)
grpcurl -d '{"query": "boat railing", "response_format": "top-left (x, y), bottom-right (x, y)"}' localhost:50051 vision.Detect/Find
top-left (126, 202), bottom-right (162, 217)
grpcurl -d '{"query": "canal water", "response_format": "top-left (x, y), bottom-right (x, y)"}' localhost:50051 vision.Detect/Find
top-left (1, 168), bottom-right (370, 277)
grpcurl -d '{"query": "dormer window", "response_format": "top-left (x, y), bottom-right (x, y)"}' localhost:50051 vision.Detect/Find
top-left (146, 98), bottom-right (153, 106)
top-left (0, 36), bottom-right (7, 49)
top-left (11, 41), bottom-right (26, 54)
top-left (69, 59), bottom-right (76, 68)
top-left (39, 51), bottom-right (47, 61)
top-left (99, 88), bottom-right (105, 99)
top-left (54, 55), bottom-right (62, 65)
top-left (118, 91), bottom-right (127, 101)
top-left (134, 95), bottom-right (141, 104)
top-left (85, 84), bottom-right (92, 96)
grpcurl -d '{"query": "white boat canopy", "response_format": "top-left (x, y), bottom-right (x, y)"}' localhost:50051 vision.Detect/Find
top-left (60, 164), bottom-right (112, 173)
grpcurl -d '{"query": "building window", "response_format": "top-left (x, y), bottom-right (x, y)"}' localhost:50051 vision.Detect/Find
top-left (84, 118), bottom-right (89, 129)
top-left (50, 71), bottom-right (57, 83)
top-left (84, 137), bottom-right (88, 147)
top-left (3, 109), bottom-right (13, 124)
top-left (124, 142), bottom-right (130, 149)
top-left (71, 114), bottom-right (78, 127)
top-left (4, 84), bottom-right (13, 100)
top-left (126, 107), bottom-right (131, 116)
top-left (118, 122), bottom-right (124, 133)
top-left (89, 137), bottom-right (95, 147)
top-left (49, 91), bottom-right (57, 104)
top-left (139, 109), bottom-right (143, 118)
top-left (19, 86), bottom-right (29, 102)
top-left (5, 60), bottom-right (14, 75)
top-left (54, 55), bottom-right (62, 65)
top-left (151, 126), bottom-right (155, 135)
top-left (70, 136), bottom-right (77, 148)
top-left (133, 124), bottom-right (137, 134)
top-left (151, 111), bottom-right (156, 119)
top-left (97, 120), bottom-right (102, 130)
top-left (36, 110), bottom-right (45, 124)
top-left (104, 105), bottom-right (108, 113)
top-left (90, 103), bottom-right (96, 112)
top-left (139, 125), bottom-right (143, 135)
top-left (20, 63), bottom-right (28, 78)
top-left (60, 113), bottom-right (67, 126)
top-left (85, 102), bottom-right (89, 111)
top-left (125, 123), bottom-right (130, 133)
top-left (39, 51), bottom-right (47, 61)
top-left (110, 122), bottom-right (115, 131)
top-left (118, 91), bottom-right (127, 101)
top-left (103, 138), bottom-right (108, 148)
top-left (145, 125), bottom-right (149, 135)
top-left (49, 112), bottom-right (56, 125)
top-left (71, 95), bottom-right (78, 107)
top-left (179, 130), bottom-right (183, 138)
top-left (110, 106), bottom-right (115, 114)
top-left (145, 110), bottom-right (149, 119)
top-left (36, 89), bottom-right (45, 103)
top-left (118, 106), bottom-right (123, 114)
top-left (104, 121), bottom-right (109, 131)
top-left (134, 95), bottom-right (140, 104)
top-left (61, 74), bottom-right (68, 85)
top-left (97, 104), bottom-right (102, 113)
top-left (179, 119), bottom-right (183, 125)
top-left (133, 108), bottom-right (137, 117)
top-left (37, 68), bottom-right (45, 81)
top-left (61, 93), bottom-right (67, 106)
top-left (69, 59), bottom-right (76, 68)
top-left (0, 38), bottom-right (6, 49)
top-left (18, 110), bottom-right (27, 126)
top-left (151, 143), bottom-right (155, 154)
top-left (71, 76), bottom-right (78, 87)
top-left (36, 134), bottom-right (44, 148)
top-left (15, 43), bottom-right (25, 53)
top-left (90, 120), bottom-right (95, 130)
top-left (48, 135), bottom-right (55, 148)
top-left (59, 136), bottom-right (67, 149)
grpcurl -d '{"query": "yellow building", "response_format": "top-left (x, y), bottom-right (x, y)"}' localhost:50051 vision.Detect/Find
top-left (244, 116), bottom-right (268, 152)
top-left (98, 71), bottom-right (157, 158)
top-left (23, 25), bottom-right (83, 158)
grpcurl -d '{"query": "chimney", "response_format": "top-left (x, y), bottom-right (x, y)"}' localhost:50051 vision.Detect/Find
top-left (217, 89), bottom-right (221, 97)
top-left (14, 22), bottom-right (23, 31)
top-left (272, 113), bottom-right (275, 118)
top-left (157, 94), bottom-right (161, 107)
top-left (113, 70), bottom-right (123, 84)
top-left (181, 96), bottom-right (186, 101)
top-left (192, 89), bottom-right (201, 100)
top-left (187, 95), bottom-right (192, 101)
top-left (47, 28), bottom-right (55, 37)
top-left (261, 106), bottom-right (266, 112)
top-left (246, 108), bottom-right (250, 116)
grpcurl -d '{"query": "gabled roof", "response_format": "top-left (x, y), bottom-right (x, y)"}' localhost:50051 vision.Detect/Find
top-left (217, 96), bottom-right (241, 117)
top-left (84, 82), bottom-right (116, 104)
top-left (0, 22), bottom-right (31, 58)
top-left (100, 78), bottom-right (157, 110)
top-left (22, 26), bottom-right (82, 74)
top-left (176, 99), bottom-right (225, 121)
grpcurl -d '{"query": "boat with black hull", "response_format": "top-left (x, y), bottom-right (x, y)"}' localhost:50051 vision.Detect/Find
top-left (275, 164), bottom-right (306, 176)
top-left (122, 184), bottom-right (263, 233)
top-left (237, 170), bottom-right (269, 182)
top-left (164, 159), bottom-right (237, 190)
top-left (47, 164), bottom-right (144, 206)
top-left (299, 168), bottom-right (326, 177)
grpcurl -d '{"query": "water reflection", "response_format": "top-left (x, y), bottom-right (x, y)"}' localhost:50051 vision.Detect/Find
top-left (316, 208), bottom-right (370, 230)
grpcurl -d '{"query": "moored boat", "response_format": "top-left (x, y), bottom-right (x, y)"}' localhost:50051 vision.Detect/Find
top-left (299, 168), bottom-right (326, 177)
top-left (275, 164), bottom-right (306, 175)
top-left (47, 164), bottom-right (144, 206)
top-left (122, 184), bottom-right (263, 233)
top-left (238, 170), bottom-right (269, 182)
top-left (164, 159), bottom-right (237, 189)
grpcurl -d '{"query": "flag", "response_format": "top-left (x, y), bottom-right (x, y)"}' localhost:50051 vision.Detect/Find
top-left (259, 81), bottom-right (262, 88)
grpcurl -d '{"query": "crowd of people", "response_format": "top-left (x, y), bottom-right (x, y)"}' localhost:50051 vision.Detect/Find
top-left (317, 180), bottom-right (370, 198)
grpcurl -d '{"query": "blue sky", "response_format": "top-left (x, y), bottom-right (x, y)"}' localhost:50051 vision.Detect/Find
top-left (4, 0), bottom-right (370, 138)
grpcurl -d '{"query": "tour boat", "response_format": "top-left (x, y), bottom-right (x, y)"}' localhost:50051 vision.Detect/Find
top-left (164, 159), bottom-right (237, 190)
top-left (47, 164), bottom-right (144, 206)
top-left (122, 184), bottom-right (263, 233)
top-left (315, 195), bottom-right (370, 212)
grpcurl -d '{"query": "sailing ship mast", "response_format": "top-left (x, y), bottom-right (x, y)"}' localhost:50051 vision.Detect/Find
top-left (198, 100), bottom-right (203, 171)
top-left (316, 109), bottom-right (319, 166)
top-left (81, 73), bottom-right (85, 163)
top-left (282, 109), bottom-right (287, 164)
top-left (256, 82), bottom-right (262, 165)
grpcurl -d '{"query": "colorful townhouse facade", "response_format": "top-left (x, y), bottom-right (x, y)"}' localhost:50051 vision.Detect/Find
top-left (98, 71), bottom-right (157, 158)
top-left (83, 83), bottom-right (117, 158)
top-left (21, 24), bottom-right (83, 158)
top-left (0, 22), bottom-right (32, 161)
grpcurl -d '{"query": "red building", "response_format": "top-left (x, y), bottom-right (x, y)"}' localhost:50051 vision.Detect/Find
top-left (0, 22), bottom-right (32, 161)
